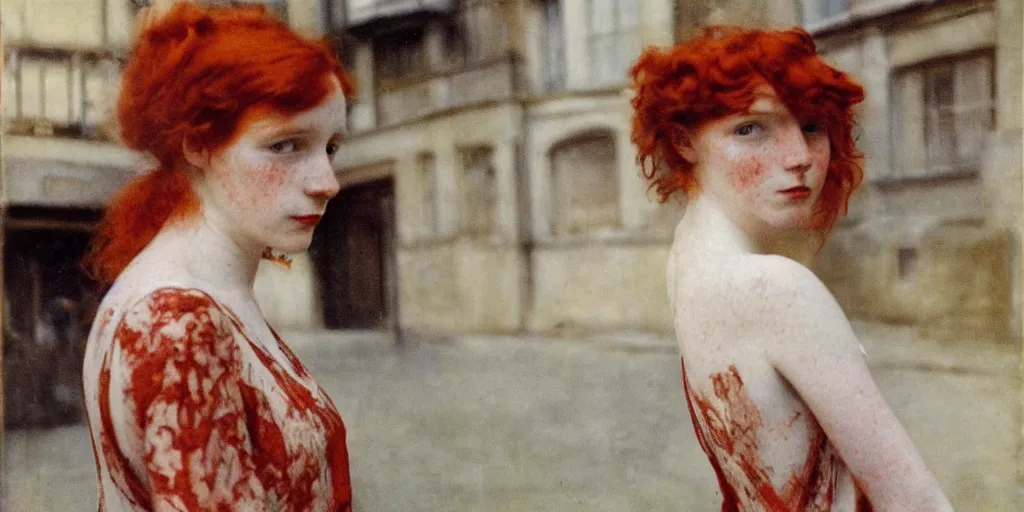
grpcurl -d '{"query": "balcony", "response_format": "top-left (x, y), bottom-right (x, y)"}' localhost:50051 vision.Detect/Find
top-left (2, 45), bottom-right (124, 141)
top-left (374, 53), bottom-right (522, 126)
top-left (347, 0), bottom-right (456, 38)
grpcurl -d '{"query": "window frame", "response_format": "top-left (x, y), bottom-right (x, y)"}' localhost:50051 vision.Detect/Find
top-left (887, 49), bottom-right (996, 183)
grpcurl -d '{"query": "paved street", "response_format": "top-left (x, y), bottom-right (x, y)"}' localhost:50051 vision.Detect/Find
top-left (2, 323), bottom-right (1020, 511)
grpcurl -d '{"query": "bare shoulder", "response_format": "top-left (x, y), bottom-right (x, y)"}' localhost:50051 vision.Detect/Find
top-left (726, 254), bottom-right (857, 351)
top-left (739, 253), bottom-right (831, 294)
top-left (726, 254), bottom-right (836, 307)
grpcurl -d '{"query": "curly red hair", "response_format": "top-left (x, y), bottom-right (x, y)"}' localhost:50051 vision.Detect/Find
top-left (630, 25), bottom-right (865, 232)
top-left (83, 3), bottom-right (355, 284)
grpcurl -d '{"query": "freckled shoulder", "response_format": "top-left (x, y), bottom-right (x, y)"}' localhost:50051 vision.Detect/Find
top-left (714, 255), bottom-right (851, 344)
top-left (737, 255), bottom-right (831, 301)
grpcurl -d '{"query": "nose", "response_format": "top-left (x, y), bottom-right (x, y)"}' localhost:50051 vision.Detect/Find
top-left (305, 155), bottom-right (341, 201)
top-left (781, 124), bottom-right (812, 174)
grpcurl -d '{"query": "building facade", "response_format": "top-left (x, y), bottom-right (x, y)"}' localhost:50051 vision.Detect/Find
top-left (329, 0), bottom-right (677, 335)
top-left (1, 0), bottom-right (1019, 342)
top-left (793, 0), bottom-right (1022, 345)
top-left (330, 0), bottom-right (1023, 344)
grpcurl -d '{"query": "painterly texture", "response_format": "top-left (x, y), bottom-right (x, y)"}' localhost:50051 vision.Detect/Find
top-left (84, 288), bottom-right (351, 511)
top-left (681, 358), bottom-right (871, 511)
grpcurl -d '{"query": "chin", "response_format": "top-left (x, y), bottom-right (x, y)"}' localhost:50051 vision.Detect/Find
top-left (269, 234), bottom-right (315, 255)
top-left (760, 215), bottom-right (812, 232)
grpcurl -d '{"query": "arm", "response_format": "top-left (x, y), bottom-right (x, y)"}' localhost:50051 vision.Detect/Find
top-left (749, 257), bottom-right (952, 511)
top-left (116, 289), bottom-right (264, 511)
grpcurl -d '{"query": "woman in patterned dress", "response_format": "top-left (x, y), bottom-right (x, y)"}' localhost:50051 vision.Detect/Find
top-left (81, 2), bottom-right (355, 510)
top-left (630, 26), bottom-right (953, 511)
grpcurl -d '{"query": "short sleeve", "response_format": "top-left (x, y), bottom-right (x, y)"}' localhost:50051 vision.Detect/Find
top-left (113, 287), bottom-right (265, 511)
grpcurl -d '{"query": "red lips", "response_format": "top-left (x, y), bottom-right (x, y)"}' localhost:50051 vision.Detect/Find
top-left (779, 186), bottom-right (811, 199)
top-left (291, 215), bottom-right (322, 227)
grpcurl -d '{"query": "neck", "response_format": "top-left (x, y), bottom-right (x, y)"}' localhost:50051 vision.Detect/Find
top-left (146, 214), bottom-right (262, 294)
top-left (681, 194), bottom-right (819, 266)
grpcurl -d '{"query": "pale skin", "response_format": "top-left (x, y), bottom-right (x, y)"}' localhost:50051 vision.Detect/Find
top-left (82, 43), bottom-right (350, 509)
top-left (92, 80), bottom-right (346, 379)
top-left (669, 86), bottom-right (954, 510)
top-left (113, 0), bottom-right (347, 363)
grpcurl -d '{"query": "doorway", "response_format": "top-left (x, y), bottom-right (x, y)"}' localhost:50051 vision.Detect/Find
top-left (3, 206), bottom-right (102, 429)
top-left (312, 178), bottom-right (396, 329)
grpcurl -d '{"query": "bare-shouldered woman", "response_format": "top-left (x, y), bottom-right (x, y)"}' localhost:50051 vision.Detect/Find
top-left (630, 26), bottom-right (954, 511)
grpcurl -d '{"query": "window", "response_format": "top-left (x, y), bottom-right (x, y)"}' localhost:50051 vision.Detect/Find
top-left (550, 132), bottom-right (619, 235)
top-left (897, 248), bottom-right (918, 280)
top-left (801, 0), bottom-right (849, 26)
top-left (890, 52), bottom-right (995, 180)
top-left (416, 153), bottom-right (440, 237)
top-left (587, 0), bottom-right (640, 87)
top-left (373, 29), bottom-right (427, 83)
top-left (460, 146), bottom-right (497, 236)
top-left (543, 0), bottom-right (566, 91)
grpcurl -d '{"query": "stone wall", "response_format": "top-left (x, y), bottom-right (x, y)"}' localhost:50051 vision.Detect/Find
top-left (808, 0), bottom-right (1021, 344)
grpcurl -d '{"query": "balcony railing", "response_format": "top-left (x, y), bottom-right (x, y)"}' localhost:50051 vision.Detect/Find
top-left (3, 45), bottom-right (124, 141)
top-left (374, 53), bottom-right (521, 126)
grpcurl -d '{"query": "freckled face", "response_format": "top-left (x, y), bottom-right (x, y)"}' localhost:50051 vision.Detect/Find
top-left (199, 78), bottom-right (347, 254)
top-left (688, 87), bottom-right (830, 231)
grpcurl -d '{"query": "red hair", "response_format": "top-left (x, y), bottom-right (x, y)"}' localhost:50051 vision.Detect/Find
top-left (630, 26), bottom-right (865, 233)
top-left (84, 3), bottom-right (355, 284)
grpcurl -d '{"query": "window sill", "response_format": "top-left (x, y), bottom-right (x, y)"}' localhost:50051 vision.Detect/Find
top-left (521, 86), bottom-right (630, 105)
top-left (871, 168), bottom-right (980, 189)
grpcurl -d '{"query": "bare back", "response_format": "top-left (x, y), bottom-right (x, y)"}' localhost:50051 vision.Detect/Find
top-left (668, 227), bottom-right (869, 511)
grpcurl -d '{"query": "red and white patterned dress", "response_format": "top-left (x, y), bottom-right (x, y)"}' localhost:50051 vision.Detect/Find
top-left (82, 287), bottom-right (352, 511)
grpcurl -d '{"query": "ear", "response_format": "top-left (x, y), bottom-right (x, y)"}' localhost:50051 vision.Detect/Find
top-left (182, 136), bottom-right (210, 171)
top-left (671, 125), bottom-right (699, 164)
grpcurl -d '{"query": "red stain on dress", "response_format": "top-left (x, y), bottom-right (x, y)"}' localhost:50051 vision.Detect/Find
top-left (680, 357), bottom-right (871, 511)
top-left (84, 287), bottom-right (352, 511)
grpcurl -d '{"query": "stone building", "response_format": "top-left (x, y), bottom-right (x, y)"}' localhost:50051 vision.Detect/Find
top-left (2, 0), bottom-right (139, 428)
top-left (323, 0), bottom-right (1023, 344)
top-left (2, 0), bottom-right (1019, 343)
top-left (329, 0), bottom-right (678, 335)
top-left (678, 0), bottom-right (1021, 345)
top-left (793, 0), bottom-right (1021, 345)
